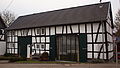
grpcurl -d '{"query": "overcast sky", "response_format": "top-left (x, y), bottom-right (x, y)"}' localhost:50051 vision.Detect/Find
top-left (0, 0), bottom-right (119, 20)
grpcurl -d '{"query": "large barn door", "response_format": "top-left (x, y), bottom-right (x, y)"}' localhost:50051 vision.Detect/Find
top-left (50, 35), bottom-right (56, 61)
top-left (18, 36), bottom-right (32, 58)
top-left (79, 34), bottom-right (87, 62)
top-left (56, 35), bottom-right (79, 61)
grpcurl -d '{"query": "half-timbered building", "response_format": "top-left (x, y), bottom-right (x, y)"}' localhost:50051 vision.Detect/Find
top-left (0, 16), bottom-right (6, 55)
top-left (6, 2), bottom-right (114, 62)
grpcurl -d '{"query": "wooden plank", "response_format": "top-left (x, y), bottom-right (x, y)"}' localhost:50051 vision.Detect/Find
top-left (79, 34), bottom-right (87, 62)
top-left (97, 44), bottom-right (104, 59)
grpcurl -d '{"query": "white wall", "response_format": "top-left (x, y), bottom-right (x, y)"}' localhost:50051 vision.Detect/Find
top-left (7, 23), bottom-right (113, 59)
top-left (0, 41), bottom-right (6, 55)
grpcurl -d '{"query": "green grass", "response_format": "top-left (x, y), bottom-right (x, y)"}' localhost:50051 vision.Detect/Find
top-left (15, 60), bottom-right (78, 64)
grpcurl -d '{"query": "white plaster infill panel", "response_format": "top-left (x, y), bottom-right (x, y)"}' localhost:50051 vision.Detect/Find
top-left (0, 41), bottom-right (6, 55)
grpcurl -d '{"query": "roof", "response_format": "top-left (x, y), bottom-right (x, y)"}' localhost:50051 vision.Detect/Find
top-left (0, 16), bottom-right (6, 29)
top-left (7, 2), bottom-right (111, 30)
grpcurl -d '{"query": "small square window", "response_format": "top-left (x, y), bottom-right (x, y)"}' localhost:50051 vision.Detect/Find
top-left (0, 30), bottom-right (2, 34)
top-left (40, 44), bottom-right (45, 50)
top-left (10, 43), bottom-right (14, 48)
top-left (37, 28), bottom-right (41, 35)
top-left (41, 28), bottom-right (45, 35)
top-left (12, 44), bottom-right (15, 48)
top-left (36, 45), bottom-right (40, 48)
top-left (11, 31), bottom-right (15, 36)
top-left (0, 29), bottom-right (4, 34)
top-left (37, 28), bottom-right (45, 35)
top-left (41, 44), bottom-right (45, 49)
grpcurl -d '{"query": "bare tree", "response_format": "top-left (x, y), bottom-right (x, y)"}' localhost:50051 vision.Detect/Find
top-left (0, 10), bottom-right (16, 27)
top-left (115, 9), bottom-right (120, 36)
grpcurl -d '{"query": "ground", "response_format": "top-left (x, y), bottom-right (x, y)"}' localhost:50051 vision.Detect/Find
top-left (0, 63), bottom-right (120, 68)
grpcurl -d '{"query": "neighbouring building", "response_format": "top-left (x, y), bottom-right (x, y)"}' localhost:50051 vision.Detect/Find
top-left (114, 37), bottom-right (120, 59)
top-left (0, 16), bottom-right (6, 55)
top-left (6, 2), bottom-right (114, 62)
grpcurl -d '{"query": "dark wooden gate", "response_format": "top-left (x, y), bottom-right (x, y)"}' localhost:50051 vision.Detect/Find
top-left (18, 36), bottom-right (32, 58)
top-left (50, 35), bottom-right (56, 61)
top-left (79, 34), bottom-right (87, 62)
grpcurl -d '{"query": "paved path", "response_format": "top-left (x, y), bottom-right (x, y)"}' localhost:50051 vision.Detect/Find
top-left (0, 63), bottom-right (120, 68)
top-left (0, 60), bottom-right (9, 64)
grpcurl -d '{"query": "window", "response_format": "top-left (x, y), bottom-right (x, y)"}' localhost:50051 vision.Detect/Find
top-left (37, 28), bottom-right (45, 35)
top-left (41, 44), bottom-right (45, 49)
top-left (37, 44), bottom-right (40, 48)
top-left (41, 28), bottom-right (45, 35)
top-left (11, 31), bottom-right (15, 36)
top-left (9, 43), bottom-right (14, 48)
top-left (0, 30), bottom-right (2, 34)
top-left (37, 28), bottom-right (40, 35)
top-left (12, 44), bottom-right (15, 48)
top-left (40, 44), bottom-right (45, 50)
top-left (0, 29), bottom-right (4, 34)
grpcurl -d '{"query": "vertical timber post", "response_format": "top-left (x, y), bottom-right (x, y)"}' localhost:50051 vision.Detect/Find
top-left (104, 21), bottom-right (108, 60)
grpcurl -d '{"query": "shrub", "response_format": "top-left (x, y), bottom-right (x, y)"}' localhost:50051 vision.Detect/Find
top-left (9, 57), bottom-right (26, 62)
top-left (0, 56), bottom-right (11, 60)
top-left (0, 56), bottom-right (26, 62)
top-left (91, 59), bottom-right (105, 63)
top-left (40, 52), bottom-right (49, 61)
top-left (4, 53), bottom-right (18, 57)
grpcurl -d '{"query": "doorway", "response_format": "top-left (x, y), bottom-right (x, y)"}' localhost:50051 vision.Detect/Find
top-left (18, 36), bottom-right (32, 58)
top-left (56, 35), bottom-right (79, 61)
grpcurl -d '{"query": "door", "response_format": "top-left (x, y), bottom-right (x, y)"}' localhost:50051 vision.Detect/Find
top-left (18, 36), bottom-right (32, 58)
top-left (50, 35), bottom-right (56, 61)
top-left (79, 34), bottom-right (87, 62)
top-left (56, 35), bottom-right (79, 61)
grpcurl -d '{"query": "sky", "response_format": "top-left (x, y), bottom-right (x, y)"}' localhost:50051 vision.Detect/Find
top-left (0, 0), bottom-right (120, 20)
